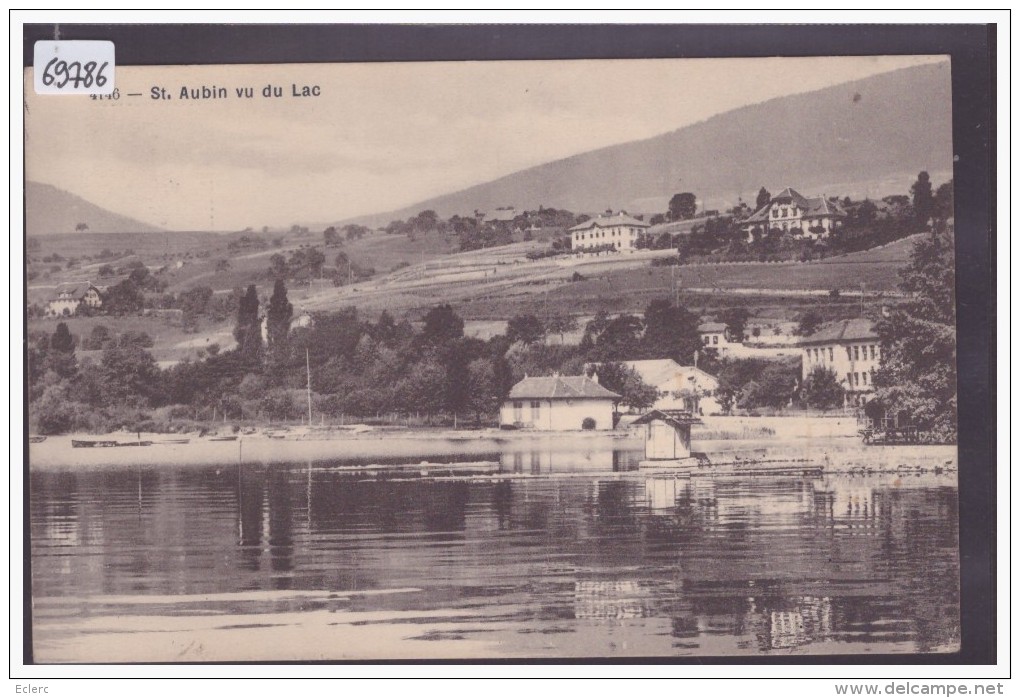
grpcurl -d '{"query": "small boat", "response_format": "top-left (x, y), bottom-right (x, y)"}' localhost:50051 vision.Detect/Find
top-left (158, 438), bottom-right (190, 445)
top-left (72, 439), bottom-right (154, 448)
top-left (28, 436), bottom-right (47, 443)
top-left (72, 439), bottom-right (119, 448)
top-left (208, 435), bottom-right (238, 442)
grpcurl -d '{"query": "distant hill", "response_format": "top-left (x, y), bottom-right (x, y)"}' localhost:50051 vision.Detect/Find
top-left (26, 182), bottom-right (164, 236)
top-left (344, 62), bottom-right (953, 227)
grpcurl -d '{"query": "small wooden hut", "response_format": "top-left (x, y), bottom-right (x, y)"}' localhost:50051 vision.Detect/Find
top-left (632, 409), bottom-right (703, 461)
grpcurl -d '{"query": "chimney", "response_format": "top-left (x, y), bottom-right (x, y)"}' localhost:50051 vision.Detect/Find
top-left (591, 371), bottom-right (600, 385)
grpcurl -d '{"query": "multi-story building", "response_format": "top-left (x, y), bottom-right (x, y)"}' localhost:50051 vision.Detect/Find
top-left (800, 318), bottom-right (881, 406)
top-left (569, 212), bottom-right (649, 252)
top-left (741, 187), bottom-right (845, 241)
top-left (46, 282), bottom-right (103, 317)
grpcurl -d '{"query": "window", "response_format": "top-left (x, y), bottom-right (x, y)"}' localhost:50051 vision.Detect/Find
top-left (861, 372), bottom-right (867, 385)
top-left (530, 400), bottom-right (541, 420)
top-left (703, 336), bottom-right (710, 345)
top-left (870, 345), bottom-right (877, 360)
top-left (772, 209), bottom-right (779, 218)
top-left (853, 346), bottom-right (859, 361)
top-left (853, 372), bottom-right (859, 386)
top-left (846, 347), bottom-right (852, 360)
top-left (846, 373), bottom-right (852, 385)
top-left (712, 336), bottom-right (718, 345)
top-left (781, 208), bottom-right (788, 217)
top-left (829, 348), bottom-right (834, 361)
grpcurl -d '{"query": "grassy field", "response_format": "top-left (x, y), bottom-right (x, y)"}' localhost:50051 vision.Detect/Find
top-left (27, 229), bottom-right (921, 358)
top-left (28, 313), bottom-right (232, 364)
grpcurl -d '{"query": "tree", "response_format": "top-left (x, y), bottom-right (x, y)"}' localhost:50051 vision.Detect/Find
top-left (265, 279), bottom-right (293, 372)
top-left (933, 179), bottom-right (954, 221)
top-left (911, 171), bottom-right (934, 228)
top-left (85, 324), bottom-right (112, 350)
top-left (668, 192), bottom-right (698, 221)
top-left (99, 343), bottom-right (165, 408)
top-left (641, 298), bottom-right (702, 364)
top-left (796, 310), bottom-right (823, 337)
top-left (800, 366), bottom-right (844, 410)
top-left (580, 310), bottom-right (611, 351)
top-left (591, 314), bottom-right (643, 361)
top-left (755, 187), bottom-right (771, 211)
top-left (179, 285), bottom-right (214, 320)
top-left (719, 307), bottom-right (751, 343)
top-left (506, 314), bottom-right (545, 346)
top-left (545, 315), bottom-right (578, 344)
top-left (649, 213), bottom-right (667, 226)
top-left (422, 304), bottom-right (464, 345)
top-left (872, 227), bottom-right (957, 441)
top-left (215, 259), bottom-right (231, 272)
top-left (234, 284), bottom-right (262, 363)
top-left (51, 322), bottom-right (75, 353)
top-left (103, 279), bottom-right (145, 315)
top-left (323, 226), bottom-right (342, 247)
top-left (738, 362), bottom-right (797, 410)
top-left (305, 248), bottom-right (326, 278)
top-left (464, 358), bottom-right (499, 423)
top-left (269, 253), bottom-right (288, 279)
top-left (344, 224), bottom-right (370, 240)
top-left (75, 222), bottom-right (88, 232)
top-left (589, 362), bottom-right (657, 412)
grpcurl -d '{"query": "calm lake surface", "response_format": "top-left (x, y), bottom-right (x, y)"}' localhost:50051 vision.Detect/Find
top-left (29, 440), bottom-right (960, 661)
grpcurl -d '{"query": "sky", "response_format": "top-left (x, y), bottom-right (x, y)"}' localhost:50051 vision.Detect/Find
top-left (24, 55), bottom-right (946, 231)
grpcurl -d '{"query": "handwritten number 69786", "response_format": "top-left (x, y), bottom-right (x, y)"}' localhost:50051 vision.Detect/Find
top-left (41, 58), bottom-right (109, 89)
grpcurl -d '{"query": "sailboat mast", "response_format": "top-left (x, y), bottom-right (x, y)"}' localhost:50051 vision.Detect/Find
top-left (306, 347), bottom-right (313, 424)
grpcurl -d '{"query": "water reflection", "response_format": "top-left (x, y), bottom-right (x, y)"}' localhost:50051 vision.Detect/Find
top-left (29, 448), bottom-right (960, 660)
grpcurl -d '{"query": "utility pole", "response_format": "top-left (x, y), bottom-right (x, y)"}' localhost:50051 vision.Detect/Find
top-left (860, 282), bottom-right (866, 317)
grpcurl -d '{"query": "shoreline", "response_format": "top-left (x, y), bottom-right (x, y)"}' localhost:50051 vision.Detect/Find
top-left (28, 424), bottom-right (958, 476)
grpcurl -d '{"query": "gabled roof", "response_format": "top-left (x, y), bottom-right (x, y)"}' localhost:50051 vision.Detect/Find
top-left (631, 409), bottom-right (703, 428)
top-left (53, 282), bottom-right (99, 300)
top-left (698, 322), bottom-right (727, 333)
top-left (618, 359), bottom-right (718, 390)
top-left (800, 318), bottom-right (878, 346)
top-left (741, 188), bottom-right (846, 226)
top-left (801, 196), bottom-right (846, 218)
top-left (771, 187), bottom-right (811, 207)
top-left (569, 213), bottom-right (649, 232)
top-left (508, 375), bottom-right (621, 401)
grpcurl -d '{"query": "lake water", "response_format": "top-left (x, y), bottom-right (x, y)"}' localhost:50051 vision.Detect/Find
top-left (28, 442), bottom-right (960, 661)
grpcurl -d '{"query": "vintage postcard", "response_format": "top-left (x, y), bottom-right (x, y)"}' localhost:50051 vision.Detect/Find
top-left (24, 51), bottom-right (964, 662)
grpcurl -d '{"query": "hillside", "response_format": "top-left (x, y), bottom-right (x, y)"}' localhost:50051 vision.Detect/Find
top-left (344, 62), bottom-right (953, 226)
top-left (26, 182), bottom-right (164, 236)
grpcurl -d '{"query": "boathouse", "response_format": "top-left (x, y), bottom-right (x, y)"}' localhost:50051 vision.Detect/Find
top-left (501, 373), bottom-right (621, 431)
top-left (632, 409), bottom-right (703, 461)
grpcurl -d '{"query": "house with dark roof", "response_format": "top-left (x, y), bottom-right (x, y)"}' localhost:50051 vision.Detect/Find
top-left (500, 373), bottom-right (621, 430)
top-left (569, 212), bottom-right (649, 252)
top-left (800, 318), bottom-right (881, 406)
top-left (741, 187), bottom-right (845, 241)
top-left (46, 282), bottom-right (103, 317)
